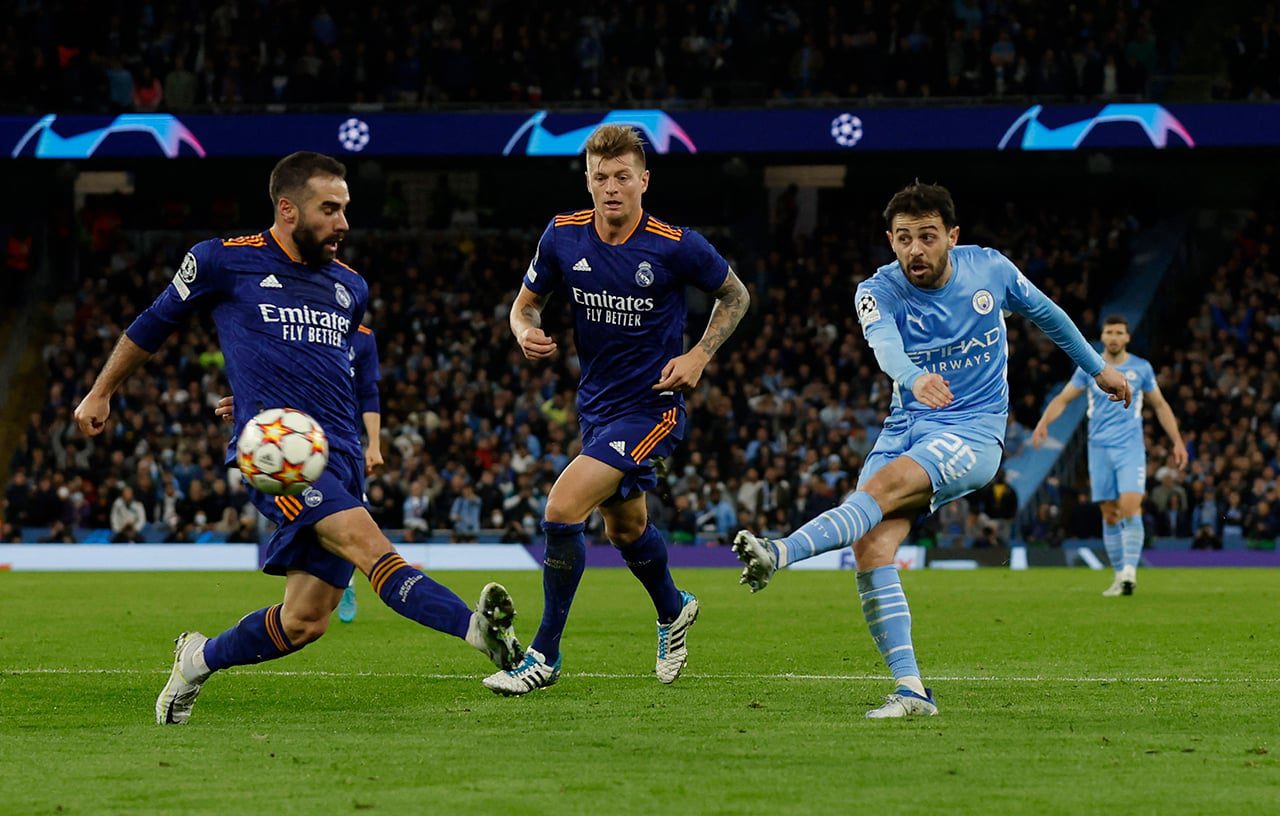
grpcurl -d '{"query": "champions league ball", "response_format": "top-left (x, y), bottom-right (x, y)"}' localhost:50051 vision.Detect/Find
top-left (830, 113), bottom-right (864, 147)
top-left (337, 117), bottom-right (370, 152)
top-left (236, 408), bottom-right (329, 496)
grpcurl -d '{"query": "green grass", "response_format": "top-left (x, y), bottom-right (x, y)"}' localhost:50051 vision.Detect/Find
top-left (1, 568), bottom-right (1276, 815)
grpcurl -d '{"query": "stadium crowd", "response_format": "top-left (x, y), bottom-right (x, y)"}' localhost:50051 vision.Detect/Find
top-left (1, 0), bottom-right (1184, 112)
top-left (2, 194), bottom-right (1145, 547)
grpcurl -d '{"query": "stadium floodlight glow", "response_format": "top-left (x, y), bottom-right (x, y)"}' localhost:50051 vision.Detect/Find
top-left (998, 104), bottom-right (1195, 151)
top-left (10, 114), bottom-right (207, 158)
top-left (502, 110), bottom-right (698, 156)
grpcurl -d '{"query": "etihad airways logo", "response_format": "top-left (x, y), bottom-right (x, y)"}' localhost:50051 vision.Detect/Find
top-left (258, 303), bottom-right (351, 347)
top-left (571, 286), bottom-right (654, 327)
top-left (907, 327), bottom-right (1002, 372)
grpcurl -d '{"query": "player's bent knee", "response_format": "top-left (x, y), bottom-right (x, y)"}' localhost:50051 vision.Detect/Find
top-left (606, 520), bottom-right (647, 546)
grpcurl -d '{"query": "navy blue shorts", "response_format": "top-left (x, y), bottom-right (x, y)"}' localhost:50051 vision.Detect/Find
top-left (247, 450), bottom-right (366, 589)
top-left (581, 407), bottom-right (686, 506)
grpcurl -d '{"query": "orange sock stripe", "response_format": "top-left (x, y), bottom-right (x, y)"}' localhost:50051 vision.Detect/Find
top-left (370, 555), bottom-right (409, 594)
top-left (633, 409), bottom-right (677, 462)
top-left (265, 605), bottom-right (288, 652)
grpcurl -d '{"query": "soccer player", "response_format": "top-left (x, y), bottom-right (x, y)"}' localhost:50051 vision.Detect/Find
top-left (213, 320), bottom-right (381, 622)
top-left (1032, 314), bottom-right (1187, 596)
top-left (74, 152), bottom-right (522, 725)
top-left (484, 124), bottom-right (750, 695)
top-left (732, 182), bottom-right (1131, 717)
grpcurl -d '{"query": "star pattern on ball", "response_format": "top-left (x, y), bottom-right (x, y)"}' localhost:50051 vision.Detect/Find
top-left (259, 418), bottom-right (290, 445)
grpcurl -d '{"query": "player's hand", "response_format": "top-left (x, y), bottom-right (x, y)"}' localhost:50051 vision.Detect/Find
top-left (911, 373), bottom-right (953, 409)
top-left (1031, 423), bottom-right (1050, 448)
top-left (74, 390), bottom-right (111, 437)
top-left (215, 394), bottom-right (234, 423)
top-left (1171, 441), bottom-right (1189, 471)
top-left (365, 444), bottom-right (384, 476)
top-left (653, 348), bottom-right (710, 392)
top-left (518, 327), bottom-right (558, 360)
top-left (1095, 366), bottom-right (1131, 408)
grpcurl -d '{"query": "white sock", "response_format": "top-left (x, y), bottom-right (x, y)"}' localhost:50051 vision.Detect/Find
top-left (897, 675), bottom-right (926, 696)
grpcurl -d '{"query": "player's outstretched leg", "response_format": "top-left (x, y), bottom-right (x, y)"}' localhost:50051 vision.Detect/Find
top-left (1101, 520), bottom-right (1125, 596)
top-left (157, 590), bottom-right (328, 725)
top-left (857, 564), bottom-right (937, 718)
top-left (733, 491), bottom-right (884, 591)
top-left (611, 520), bottom-right (696, 683)
top-left (365, 551), bottom-right (521, 670)
top-left (338, 576), bottom-right (357, 623)
top-left (484, 519), bottom-right (585, 695)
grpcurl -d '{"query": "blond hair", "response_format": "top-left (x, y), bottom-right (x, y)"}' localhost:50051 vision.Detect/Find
top-left (583, 124), bottom-right (646, 168)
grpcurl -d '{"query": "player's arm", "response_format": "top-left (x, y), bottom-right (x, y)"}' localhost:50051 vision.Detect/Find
top-left (1031, 381), bottom-right (1086, 448)
top-left (857, 286), bottom-right (952, 409)
top-left (75, 246), bottom-right (219, 436)
top-left (512, 220), bottom-right (562, 360)
top-left (654, 267), bottom-right (749, 391)
top-left (355, 327), bottom-right (384, 475)
top-left (1000, 254), bottom-right (1130, 407)
top-left (1143, 384), bottom-right (1188, 469)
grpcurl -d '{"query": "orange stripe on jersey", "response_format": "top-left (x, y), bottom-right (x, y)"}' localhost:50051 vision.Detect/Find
top-left (646, 220), bottom-right (682, 237)
top-left (357, 324), bottom-right (373, 335)
top-left (273, 497), bottom-right (293, 520)
top-left (644, 226), bottom-right (681, 242)
top-left (555, 216), bottom-right (594, 227)
top-left (334, 258), bottom-right (361, 276)
top-left (632, 409), bottom-right (677, 462)
top-left (646, 216), bottom-right (682, 233)
top-left (269, 227), bottom-right (302, 262)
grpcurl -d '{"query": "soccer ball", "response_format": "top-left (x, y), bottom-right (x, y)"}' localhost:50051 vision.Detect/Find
top-left (236, 408), bottom-right (329, 496)
top-left (337, 117), bottom-right (370, 152)
top-left (830, 113), bottom-right (863, 147)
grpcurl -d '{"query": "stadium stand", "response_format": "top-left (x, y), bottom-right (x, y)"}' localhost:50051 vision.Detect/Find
top-left (2, 195), bottom-right (1139, 546)
top-left (0, 0), bottom-right (1187, 112)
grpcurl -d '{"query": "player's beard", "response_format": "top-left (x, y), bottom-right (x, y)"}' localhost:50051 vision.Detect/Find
top-left (293, 218), bottom-right (341, 267)
top-left (902, 253), bottom-right (949, 289)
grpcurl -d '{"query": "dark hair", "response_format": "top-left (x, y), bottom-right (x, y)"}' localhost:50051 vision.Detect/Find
top-left (882, 181), bottom-right (957, 229)
top-left (1103, 314), bottom-right (1130, 329)
top-left (268, 151), bottom-right (347, 206)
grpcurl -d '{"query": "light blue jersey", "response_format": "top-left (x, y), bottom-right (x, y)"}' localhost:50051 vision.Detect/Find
top-left (1070, 354), bottom-right (1156, 447)
top-left (855, 245), bottom-right (1105, 510)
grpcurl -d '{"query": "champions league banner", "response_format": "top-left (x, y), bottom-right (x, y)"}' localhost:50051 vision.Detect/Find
top-left (1, 103), bottom-right (1276, 159)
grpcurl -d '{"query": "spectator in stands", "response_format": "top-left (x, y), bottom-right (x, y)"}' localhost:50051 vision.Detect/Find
top-left (449, 481), bottom-right (481, 543)
top-left (110, 485), bottom-right (147, 543)
top-left (402, 478), bottom-right (431, 540)
top-left (972, 470), bottom-right (1018, 545)
top-left (3, 469), bottom-right (30, 526)
top-left (1192, 524), bottom-right (1222, 550)
top-left (1245, 500), bottom-right (1279, 550)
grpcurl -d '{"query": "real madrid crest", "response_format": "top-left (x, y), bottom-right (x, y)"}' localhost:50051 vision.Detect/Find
top-left (635, 261), bottom-right (654, 287)
top-left (335, 282), bottom-right (352, 309)
top-left (972, 289), bottom-right (994, 315)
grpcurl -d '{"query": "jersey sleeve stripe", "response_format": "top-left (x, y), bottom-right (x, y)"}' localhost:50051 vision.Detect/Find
top-left (644, 225), bottom-right (682, 242)
top-left (357, 324), bottom-right (373, 334)
top-left (632, 409), bottom-right (678, 462)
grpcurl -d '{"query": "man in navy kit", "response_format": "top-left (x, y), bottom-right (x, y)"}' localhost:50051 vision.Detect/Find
top-left (74, 152), bottom-right (521, 724)
top-left (485, 125), bottom-right (750, 694)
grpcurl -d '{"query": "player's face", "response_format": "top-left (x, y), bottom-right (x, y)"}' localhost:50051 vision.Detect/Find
top-left (586, 154), bottom-right (649, 226)
top-left (887, 213), bottom-right (959, 289)
top-left (1101, 323), bottom-right (1130, 354)
top-left (288, 175), bottom-right (350, 266)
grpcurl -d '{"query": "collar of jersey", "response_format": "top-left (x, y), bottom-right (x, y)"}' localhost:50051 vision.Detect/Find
top-left (899, 249), bottom-right (959, 296)
top-left (591, 210), bottom-right (645, 246)
top-left (267, 226), bottom-right (305, 264)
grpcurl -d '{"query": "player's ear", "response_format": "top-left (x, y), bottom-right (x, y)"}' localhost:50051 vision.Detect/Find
top-left (640, 169), bottom-right (650, 193)
top-left (948, 226), bottom-right (960, 247)
top-left (277, 196), bottom-right (294, 225)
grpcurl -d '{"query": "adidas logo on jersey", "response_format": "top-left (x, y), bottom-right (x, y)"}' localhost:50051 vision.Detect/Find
top-left (573, 258), bottom-right (592, 272)
top-left (259, 275), bottom-right (283, 288)
top-left (609, 440), bottom-right (626, 456)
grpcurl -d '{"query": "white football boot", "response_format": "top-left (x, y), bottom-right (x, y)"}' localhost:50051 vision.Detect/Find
top-left (865, 686), bottom-right (939, 718)
top-left (466, 582), bottom-right (522, 670)
top-left (483, 648), bottom-right (562, 696)
top-left (655, 591), bottom-right (699, 684)
top-left (1102, 572), bottom-right (1125, 597)
top-left (1120, 565), bottom-right (1137, 596)
top-left (732, 530), bottom-right (779, 592)
top-left (155, 632), bottom-right (211, 725)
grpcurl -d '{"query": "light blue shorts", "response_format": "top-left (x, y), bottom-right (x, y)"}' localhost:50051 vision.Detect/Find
top-left (1087, 438), bottom-right (1146, 502)
top-left (857, 415), bottom-right (1003, 513)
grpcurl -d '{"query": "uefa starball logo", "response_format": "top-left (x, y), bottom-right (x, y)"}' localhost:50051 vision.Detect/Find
top-left (830, 113), bottom-right (864, 147)
top-left (338, 118), bottom-right (370, 152)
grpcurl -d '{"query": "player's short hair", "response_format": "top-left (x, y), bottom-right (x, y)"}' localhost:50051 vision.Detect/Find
top-left (269, 151), bottom-right (347, 206)
top-left (584, 124), bottom-right (646, 169)
top-left (1103, 314), bottom-right (1130, 329)
top-left (883, 181), bottom-right (957, 229)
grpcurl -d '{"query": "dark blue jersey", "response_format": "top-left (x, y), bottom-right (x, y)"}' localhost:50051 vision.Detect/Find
top-left (126, 228), bottom-right (370, 462)
top-left (352, 324), bottom-right (381, 417)
top-left (523, 210), bottom-right (729, 425)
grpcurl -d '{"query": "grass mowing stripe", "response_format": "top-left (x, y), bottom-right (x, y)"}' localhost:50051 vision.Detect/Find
top-left (4, 667), bottom-right (1278, 683)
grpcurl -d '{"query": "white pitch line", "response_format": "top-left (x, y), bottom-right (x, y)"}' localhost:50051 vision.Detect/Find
top-left (1, 668), bottom-right (1277, 684)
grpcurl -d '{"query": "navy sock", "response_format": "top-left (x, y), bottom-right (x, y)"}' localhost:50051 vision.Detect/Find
top-left (530, 520), bottom-right (587, 664)
top-left (616, 523), bottom-right (683, 623)
top-left (204, 604), bottom-right (299, 672)
top-left (368, 552), bottom-right (472, 638)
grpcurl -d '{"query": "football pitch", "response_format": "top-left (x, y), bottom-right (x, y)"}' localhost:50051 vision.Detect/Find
top-left (1, 568), bottom-right (1275, 815)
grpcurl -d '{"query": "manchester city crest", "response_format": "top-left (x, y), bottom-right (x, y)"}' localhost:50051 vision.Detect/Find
top-left (972, 289), bottom-right (995, 315)
top-left (635, 261), bottom-right (654, 287)
top-left (335, 282), bottom-right (352, 309)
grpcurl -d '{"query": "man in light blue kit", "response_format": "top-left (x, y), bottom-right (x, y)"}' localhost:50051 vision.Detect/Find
top-left (733, 181), bottom-right (1131, 718)
top-left (1033, 314), bottom-right (1186, 597)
